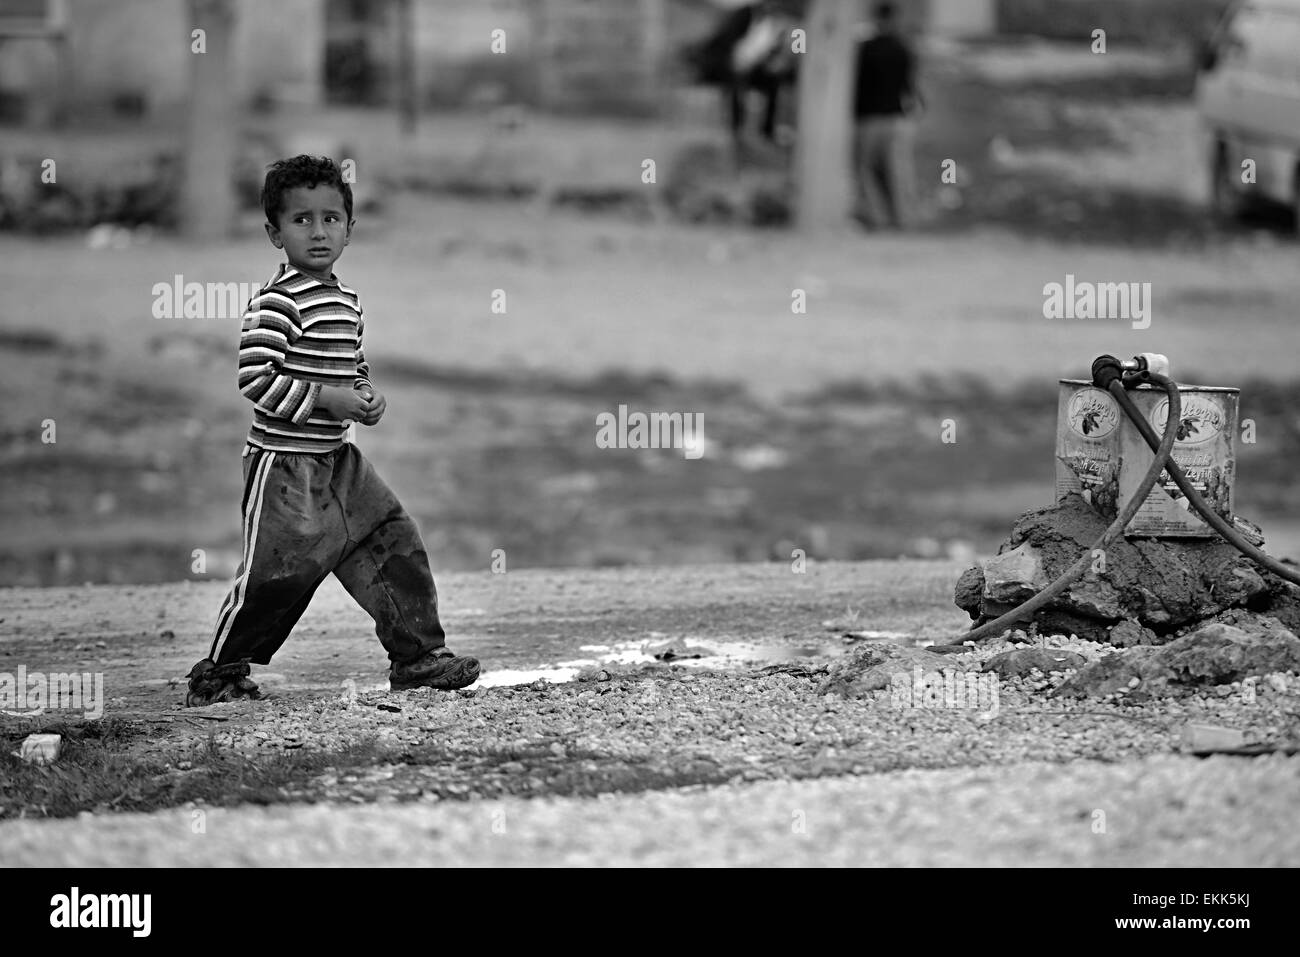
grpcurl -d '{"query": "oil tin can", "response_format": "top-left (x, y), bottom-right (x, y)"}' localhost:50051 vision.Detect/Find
top-left (1056, 380), bottom-right (1123, 516)
top-left (1117, 384), bottom-right (1237, 537)
top-left (1056, 380), bottom-right (1238, 537)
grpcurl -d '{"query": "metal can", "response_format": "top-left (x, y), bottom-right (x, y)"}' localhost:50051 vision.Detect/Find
top-left (1056, 379), bottom-right (1238, 537)
top-left (1056, 380), bottom-right (1123, 516)
top-left (1118, 384), bottom-right (1238, 537)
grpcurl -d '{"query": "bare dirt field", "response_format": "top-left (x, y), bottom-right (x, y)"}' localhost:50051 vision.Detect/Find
top-left (2, 562), bottom-right (1298, 866)
top-left (4, 39), bottom-right (1300, 584)
top-left (4, 196), bottom-right (1300, 584)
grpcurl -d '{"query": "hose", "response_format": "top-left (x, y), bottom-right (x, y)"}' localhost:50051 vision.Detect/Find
top-left (957, 373), bottom-right (1182, 643)
top-left (1109, 373), bottom-right (1300, 588)
top-left (956, 363), bottom-right (1300, 644)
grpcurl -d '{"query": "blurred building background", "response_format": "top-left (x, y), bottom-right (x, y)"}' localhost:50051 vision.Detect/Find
top-left (0, 0), bottom-right (1003, 123)
top-left (7, 0), bottom-right (1300, 588)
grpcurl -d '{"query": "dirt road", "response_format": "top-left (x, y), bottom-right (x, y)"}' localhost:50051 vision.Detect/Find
top-left (2, 562), bottom-right (1298, 866)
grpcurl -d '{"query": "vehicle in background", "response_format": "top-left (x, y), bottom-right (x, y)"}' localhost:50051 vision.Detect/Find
top-left (1196, 0), bottom-right (1300, 230)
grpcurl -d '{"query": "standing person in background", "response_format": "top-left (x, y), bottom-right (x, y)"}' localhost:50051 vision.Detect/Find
top-left (728, 0), bottom-right (797, 146)
top-left (685, 1), bottom-right (797, 151)
top-left (852, 1), bottom-right (921, 229)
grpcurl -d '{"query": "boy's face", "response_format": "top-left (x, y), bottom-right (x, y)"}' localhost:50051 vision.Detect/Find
top-left (265, 184), bottom-right (353, 280)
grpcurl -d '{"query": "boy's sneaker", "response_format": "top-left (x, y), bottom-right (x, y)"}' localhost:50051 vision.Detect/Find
top-left (185, 658), bottom-right (261, 707)
top-left (390, 648), bottom-right (480, 691)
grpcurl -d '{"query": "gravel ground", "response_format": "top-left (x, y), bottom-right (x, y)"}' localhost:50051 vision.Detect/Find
top-left (2, 754), bottom-right (1296, 867)
top-left (2, 562), bottom-right (1298, 865)
top-left (105, 654), bottom-right (1300, 804)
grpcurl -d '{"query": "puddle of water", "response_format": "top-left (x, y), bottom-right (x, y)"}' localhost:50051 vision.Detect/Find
top-left (575, 644), bottom-right (656, 664)
top-left (443, 634), bottom-right (896, 690)
top-left (473, 667), bottom-right (579, 688)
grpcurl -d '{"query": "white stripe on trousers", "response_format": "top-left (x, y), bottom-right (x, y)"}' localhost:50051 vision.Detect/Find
top-left (209, 450), bottom-right (277, 660)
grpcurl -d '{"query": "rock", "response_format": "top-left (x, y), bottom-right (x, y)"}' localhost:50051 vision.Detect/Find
top-left (17, 733), bottom-right (61, 765)
top-left (645, 638), bottom-right (714, 661)
top-left (1181, 723), bottom-right (1247, 752)
top-left (955, 496), bottom-right (1288, 643)
top-left (953, 566), bottom-right (985, 619)
top-left (1108, 619), bottom-right (1158, 648)
top-left (982, 647), bottom-right (1086, 678)
top-left (1064, 578), bottom-right (1125, 620)
top-left (1210, 566), bottom-right (1267, 609)
top-left (1053, 646), bottom-right (1169, 698)
top-left (1160, 619), bottom-right (1300, 683)
top-left (1054, 612), bottom-right (1300, 698)
top-left (1257, 579), bottom-right (1300, 635)
top-left (819, 642), bottom-right (968, 698)
top-left (980, 543), bottom-right (1047, 604)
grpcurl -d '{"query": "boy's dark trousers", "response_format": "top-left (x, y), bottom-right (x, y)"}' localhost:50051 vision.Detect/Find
top-left (209, 443), bottom-right (446, 667)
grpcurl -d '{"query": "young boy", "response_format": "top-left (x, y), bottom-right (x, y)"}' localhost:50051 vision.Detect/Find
top-left (185, 155), bottom-right (479, 706)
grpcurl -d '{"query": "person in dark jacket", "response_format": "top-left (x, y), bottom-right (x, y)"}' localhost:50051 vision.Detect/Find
top-left (852, 1), bottom-right (920, 228)
top-left (686, 1), bottom-right (796, 146)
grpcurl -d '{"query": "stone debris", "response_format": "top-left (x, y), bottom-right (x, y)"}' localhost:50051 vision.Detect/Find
top-left (955, 496), bottom-right (1300, 643)
top-left (1054, 612), bottom-right (1300, 699)
top-left (1107, 619), bottom-right (1158, 647)
top-left (1180, 723), bottom-right (1247, 752)
top-left (17, 734), bottom-right (62, 765)
top-left (818, 642), bottom-right (969, 697)
top-left (982, 647), bottom-right (1086, 678)
top-left (645, 637), bottom-right (715, 661)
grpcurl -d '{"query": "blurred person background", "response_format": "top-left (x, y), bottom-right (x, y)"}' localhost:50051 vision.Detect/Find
top-left (2, 0), bottom-right (1299, 589)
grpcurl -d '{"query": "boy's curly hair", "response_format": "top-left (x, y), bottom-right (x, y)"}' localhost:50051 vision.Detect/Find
top-left (261, 155), bottom-right (353, 227)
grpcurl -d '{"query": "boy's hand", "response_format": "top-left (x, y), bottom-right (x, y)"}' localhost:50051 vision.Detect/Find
top-left (317, 386), bottom-right (371, 424)
top-left (358, 389), bottom-right (386, 426)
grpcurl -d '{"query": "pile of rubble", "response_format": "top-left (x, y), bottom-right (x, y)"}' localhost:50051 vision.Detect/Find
top-left (950, 495), bottom-right (1300, 698)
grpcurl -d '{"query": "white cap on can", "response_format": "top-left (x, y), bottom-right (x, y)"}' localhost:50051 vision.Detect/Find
top-left (1139, 353), bottom-right (1170, 377)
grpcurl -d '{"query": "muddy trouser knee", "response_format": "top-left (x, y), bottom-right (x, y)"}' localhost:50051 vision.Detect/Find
top-left (209, 444), bottom-right (446, 667)
top-left (330, 444), bottom-right (447, 665)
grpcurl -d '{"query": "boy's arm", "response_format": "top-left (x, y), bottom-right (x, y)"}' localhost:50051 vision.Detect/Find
top-left (237, 290), bottom-right (322, 424)
top-left (354, 309), bottom-right (373, 395)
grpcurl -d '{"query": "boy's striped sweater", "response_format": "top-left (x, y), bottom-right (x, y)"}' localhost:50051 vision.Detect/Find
top-left (238, 263), bottom-right (372, 454)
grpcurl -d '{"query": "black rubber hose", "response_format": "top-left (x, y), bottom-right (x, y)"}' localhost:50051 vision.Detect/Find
top-left (956, 375), bottom-right (1182, 643)
top-left (1109, 371), bottom-right (1300, 588)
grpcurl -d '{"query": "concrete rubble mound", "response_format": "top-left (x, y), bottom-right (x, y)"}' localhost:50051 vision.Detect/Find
top-left (955, 495), bottom-right (1300, 643)
top-left (951, 495), bottom-right (1300, 697)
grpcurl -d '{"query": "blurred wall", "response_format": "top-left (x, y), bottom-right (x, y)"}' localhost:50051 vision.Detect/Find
top-left (928, 0), bottom-right (995, 37)
top-left (321, 0), bottom-right (668, 114)
top-left (0, 0), bottom-right (324, 118)
top-left (996, 0), bottom-right (1229, 45)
